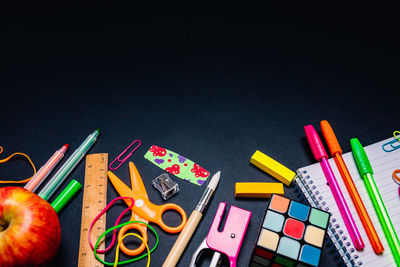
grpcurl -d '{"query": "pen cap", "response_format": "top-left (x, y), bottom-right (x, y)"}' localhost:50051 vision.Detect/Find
top-left (304, 125), bottom-right (328, 161)
top-left (351, 138), bottom-right (373, 176)
top-left (51, 179), bottom-right (82, 213)
top-left (320, 120), bottom-right (342, 155)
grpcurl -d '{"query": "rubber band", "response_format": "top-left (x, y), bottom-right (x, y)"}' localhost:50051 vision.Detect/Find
top-left (89, 196), bottom-right (135, 253)
top-left (0, 146), bottom-right (36, 184)
top-left (394, 131), bottom-right (400, 142)
top-left (393, 169), bottom-right (400, 184)
top-left (114, 233), bottom-right (150, 267)
top-left (93, 221), bottom-right (159, 266)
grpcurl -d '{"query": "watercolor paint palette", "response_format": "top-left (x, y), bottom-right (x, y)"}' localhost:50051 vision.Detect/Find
top-left (249, 194), bottom-right (330, 267)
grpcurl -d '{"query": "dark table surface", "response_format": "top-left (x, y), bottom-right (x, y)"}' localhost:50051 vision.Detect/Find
top-left (1, 6), bottom-right (399, 267)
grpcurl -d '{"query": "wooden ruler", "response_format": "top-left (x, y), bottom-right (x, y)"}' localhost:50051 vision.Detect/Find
top-left (78, 153), bottom-right (108, 267)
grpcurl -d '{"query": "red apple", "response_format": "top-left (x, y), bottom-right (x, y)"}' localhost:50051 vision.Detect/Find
top-left (0, 187), bottom-right (61, 267)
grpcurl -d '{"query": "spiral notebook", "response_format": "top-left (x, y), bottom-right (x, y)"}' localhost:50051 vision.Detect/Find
top-left (294, 136), bottom-right (400, 267)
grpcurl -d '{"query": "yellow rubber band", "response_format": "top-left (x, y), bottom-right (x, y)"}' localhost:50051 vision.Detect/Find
top-left (394, 131), bottom-right (400, 142)
top-left (114, 233), bottom-right (150, 267)
top-left (0, 146), bottom-right (36, 184)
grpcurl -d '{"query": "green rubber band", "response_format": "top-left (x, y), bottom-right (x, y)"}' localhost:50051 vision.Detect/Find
top-left (93, 221), bottom-right (159, 266)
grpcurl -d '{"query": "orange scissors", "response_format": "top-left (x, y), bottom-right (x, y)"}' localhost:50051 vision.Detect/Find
top-left (107, 161), bottom-right (187, 256)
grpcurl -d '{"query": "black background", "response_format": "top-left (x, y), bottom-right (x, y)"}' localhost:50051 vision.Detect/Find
top-left (1, 5), bottom-right (399, 267)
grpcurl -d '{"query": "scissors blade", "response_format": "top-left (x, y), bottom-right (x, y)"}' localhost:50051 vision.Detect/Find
top-left (129, 162), bottom-right (149, 200)
top-left (108, 170), bottom-right (136, 206)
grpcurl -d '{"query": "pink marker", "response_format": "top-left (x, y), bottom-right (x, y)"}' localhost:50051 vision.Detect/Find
top-left (304, 125), bottom-right (365, 250)
top-left (25, 144), bottom-right (68, 192)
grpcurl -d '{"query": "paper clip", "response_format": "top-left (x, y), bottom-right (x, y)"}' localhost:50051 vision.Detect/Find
top-left (394, 131), bottom-right (400, 142)
top-left (382, 132), bottom-right (400, 152)
top-left (109, 140), bottom-right (142, 170)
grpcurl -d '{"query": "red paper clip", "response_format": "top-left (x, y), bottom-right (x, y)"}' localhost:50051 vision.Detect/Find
top-left (109, 140), bottom-right (142, 170)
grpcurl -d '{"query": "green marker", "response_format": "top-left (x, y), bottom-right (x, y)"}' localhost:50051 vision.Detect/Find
top-left (39, 129), bottom-right (100, 201)
top-left (351, 138), bottom-right (400, 265)
top-left (51, 179), bottom-right (82, 213)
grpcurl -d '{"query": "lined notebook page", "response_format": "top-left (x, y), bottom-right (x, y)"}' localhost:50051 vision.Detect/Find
top-left (297, 137), bottom-right (400, 267)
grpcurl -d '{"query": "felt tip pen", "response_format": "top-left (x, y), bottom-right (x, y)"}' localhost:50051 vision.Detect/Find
top-left (38, 129), bottom-right (100, 201)
top-left (321, 121), bottom-right (384, 254)
top-left (51, 179), bottom-right (82, 213)
top-left (351, 138), bottom-right (400, 265)
top-left (304, 125), bottom-right (365, 250)
top-left (24, 144), bottom-right (69, 193)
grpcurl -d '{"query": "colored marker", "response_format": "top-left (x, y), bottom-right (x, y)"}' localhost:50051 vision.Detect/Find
top-left (351, 138), bottom-right (400, 265)
top-left (39, 129), bottom-right (100, 201)
top-left (304, 125), bottom-right (364, 250)
top-left (321, 121), bottom-right (384, 254)
top-left (24, 144), bottom-right (69, 192)
top-left (51, 179), bottom-right (82, 213)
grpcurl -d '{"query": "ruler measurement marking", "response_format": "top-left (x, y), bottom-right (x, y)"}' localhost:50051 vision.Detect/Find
top-left (77, 153), bottom-right (108, 267)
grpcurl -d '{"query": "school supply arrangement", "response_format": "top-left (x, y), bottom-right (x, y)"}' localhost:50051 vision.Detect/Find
top-left (321, 121), bottom-right (383, 254)
top-left (39, 129), bottom-right (100, 201)
top-left (0, 130), bottom-right (99, 266)
top-left (107, 161), bottom-right (187, 253)
top-left (304, 124), bottom-right (365, 251)
top-left (2, 122), bottom-right (400, 267)
top-left (295, 135), bottom-right (400, 266)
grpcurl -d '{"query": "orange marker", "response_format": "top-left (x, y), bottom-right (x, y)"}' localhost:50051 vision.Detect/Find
top-left (321, 120), bottom-right (384, 254)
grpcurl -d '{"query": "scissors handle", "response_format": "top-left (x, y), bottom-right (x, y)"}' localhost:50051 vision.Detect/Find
top-left (117, 223), bottom-right (148, 256)
top-left (157, 203), bottom-right (187, 233)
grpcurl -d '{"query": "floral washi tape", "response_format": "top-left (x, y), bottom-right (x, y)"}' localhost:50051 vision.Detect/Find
top-left (144, 145), bottom-right (209, 186)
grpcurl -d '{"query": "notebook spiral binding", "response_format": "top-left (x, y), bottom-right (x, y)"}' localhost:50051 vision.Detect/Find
top-left (294, 170), bottom-right (362, 267)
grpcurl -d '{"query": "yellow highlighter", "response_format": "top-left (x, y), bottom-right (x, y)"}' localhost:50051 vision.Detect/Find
top-left (235, 182), bottom-right (284, 198)
top-left (250, 150), bottom-right (295, 186)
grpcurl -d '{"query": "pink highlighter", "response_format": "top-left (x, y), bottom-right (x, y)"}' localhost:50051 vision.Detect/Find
top-left (304, 125), bottom-right (365, 251)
